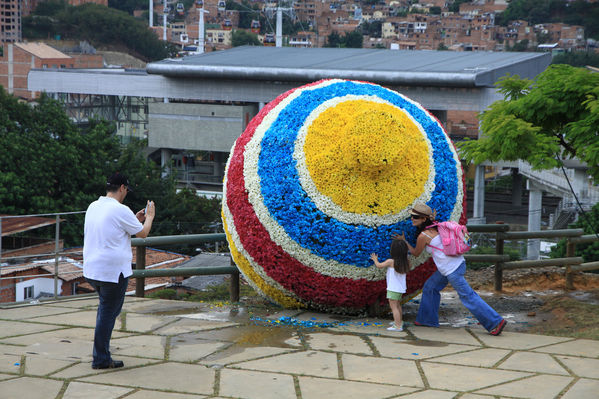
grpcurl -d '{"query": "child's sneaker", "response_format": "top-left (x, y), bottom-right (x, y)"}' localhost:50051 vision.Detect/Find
top-left (387, 324), bottom-right (403, 332)
top-left (490, 319), bottom-right (507, 336)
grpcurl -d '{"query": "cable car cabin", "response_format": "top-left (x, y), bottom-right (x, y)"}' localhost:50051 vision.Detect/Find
top-left (217, 0), bottom-right (226, 11)
top-left (251, 20), bottom-right (261, 33)
top-left (176, 3), bottom-right (184, 14)
top-left (264, 33), bottom-right (275, 46)
top-left (223, 19), bottom-right (232, 30)
top-left (196, 0), bottom-right (203, 6)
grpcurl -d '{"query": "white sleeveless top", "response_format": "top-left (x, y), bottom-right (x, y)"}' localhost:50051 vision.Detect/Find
top-left (386, 267), bottom-right (406, 293)
top-left (425, 234), bottom-right (464, 276)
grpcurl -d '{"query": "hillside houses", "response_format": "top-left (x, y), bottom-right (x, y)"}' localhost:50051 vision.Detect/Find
top-left (150, 0), bottom-right (587, 53)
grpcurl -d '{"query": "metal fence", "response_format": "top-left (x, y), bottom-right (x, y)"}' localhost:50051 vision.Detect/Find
top-left (2, 213), bottom-right (599, 306)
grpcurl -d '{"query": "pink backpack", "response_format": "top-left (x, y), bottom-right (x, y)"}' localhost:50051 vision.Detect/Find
top-left (427, 221), bottom-right (471, 256)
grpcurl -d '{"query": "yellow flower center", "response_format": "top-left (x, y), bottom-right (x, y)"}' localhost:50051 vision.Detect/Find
top-left (304, 100), bottom-right (430, 216)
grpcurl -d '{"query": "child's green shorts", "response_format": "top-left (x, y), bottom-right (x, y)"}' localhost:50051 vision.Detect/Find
top-left (386, 290), bottom-right (403, 300)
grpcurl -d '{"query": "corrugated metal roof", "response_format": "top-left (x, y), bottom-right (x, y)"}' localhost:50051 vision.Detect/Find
top-left (1, 215), bottom-right (59, 237)
top-left (147, 46), bottom-right (551, 87)
top-left (15, 42), bottom-right (71, 59)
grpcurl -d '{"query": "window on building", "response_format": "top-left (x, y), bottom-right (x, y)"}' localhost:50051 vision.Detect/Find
top-left (72, 282), bottom-right (79, 295)
top-left (24, 285), bottom-right (34, 299)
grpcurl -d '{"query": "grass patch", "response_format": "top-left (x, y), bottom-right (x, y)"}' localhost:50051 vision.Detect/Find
top-left (529, 290), bottom-right (599, 339)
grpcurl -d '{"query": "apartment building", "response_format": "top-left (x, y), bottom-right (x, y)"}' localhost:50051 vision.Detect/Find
top-left (0, 0), bottom-right (20, 43)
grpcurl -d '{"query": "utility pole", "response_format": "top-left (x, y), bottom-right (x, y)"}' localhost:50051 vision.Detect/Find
top-left (163, 6), bottom-right (167, 41)
top-left (149, 0), bottom-right (153, 27)
top-left (276, 7), bottom-right (282, 47)
top-left (198, 6), bottom-right (208, 54)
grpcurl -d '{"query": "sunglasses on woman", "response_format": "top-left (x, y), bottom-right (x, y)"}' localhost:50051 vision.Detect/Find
top-left (411, 214), bottom-right (425, 220)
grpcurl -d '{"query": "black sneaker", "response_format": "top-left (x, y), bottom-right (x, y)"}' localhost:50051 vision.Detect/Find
top-left (92, 360), bottom-right (124, 369)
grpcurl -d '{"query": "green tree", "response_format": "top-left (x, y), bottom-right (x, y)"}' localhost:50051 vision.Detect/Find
top-left (325, 31), bottom-right (342, 48)
top-left (0, 89), bottom-right (222, 249)
top-left (108, 0), bottom-right (147, 15)
top-left (361, 20), bottom-right (382, 38)
top-left (552, 51), bottom-right (599, 68)
top-left (231, 29), bottom-right (261, 46)
top-left (508, 39), bottom-right (530, 51)
top-left (23, 3), bottom-right (176, 61)
top-left (550, 202), bottom-right (599, 262)
top-left (458, 64), bottom-right (599, 182)
top-left (344, 31), bottom-right (363, 48)
top-left (325, 31), bottom-right (362, 48)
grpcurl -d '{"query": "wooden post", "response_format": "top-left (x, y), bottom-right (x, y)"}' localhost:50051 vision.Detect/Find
top-left (136, 246), bottom-right (146, 297)
top-left (565, 241), bottom-right (575, 290)
top-left (494, 230), bottom-right (504, 292)
top-left (229, 257), bottom-right (240, 302)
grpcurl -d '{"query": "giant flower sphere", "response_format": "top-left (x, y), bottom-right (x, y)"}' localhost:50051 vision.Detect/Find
top-left (222, 79), bottom-right (466, 313)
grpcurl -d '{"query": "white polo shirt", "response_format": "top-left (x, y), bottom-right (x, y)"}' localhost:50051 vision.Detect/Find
top-left (83, 196), bottom-right (143, 283)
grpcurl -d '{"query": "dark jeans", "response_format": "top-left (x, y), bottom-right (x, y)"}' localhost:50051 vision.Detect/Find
top-left (86, 273), bottom-right (128, 368)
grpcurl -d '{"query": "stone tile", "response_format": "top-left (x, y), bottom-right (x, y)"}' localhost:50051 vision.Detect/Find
top-left (199, 346), bottom-right (296, 366)
top-left (123, 313), bottom-right (175, 333)
top-left (119, 298), bottom-right (203, 314)
top-left (45, 298), bottom-right (100, 309)
top-left (421, 362), bottom-right (530, 391)
top-left (304, 332), bottom-right (372, 355)
top-left (428, 348), bottom-right (510, 368)
top-left (169, 340), bottom-right (227, 362)
top-left (0, 376), bottom-right (63, 399)
top-left (62, 381), bottom-right (133, 399)
top-left (294, 312), bottom-right (352, 324)
top-left (153, 319), bottom-right (238, 335)
top-left (219, 368), bottom-right (296, 399)
top-left (125, 390), bottom-right (206, 399)
top-left (0, 327), bottom-right (127, 346)
top-left (0, 373), bottom-right (15, 381)
top-left (341, 353), bottom-right (423, 387)
top-left (476, 374), bottom-right (573, 399)
top-left (497, 352), bottom-right (569, 375)
top-left (50, 356), bottom-right (160, 379)
top-left (370, 336), bottom-right (478, 360)
top-left (31, 310), bottom-right (110, 329)
top-left (172, 325), bottom-right (302, 348)
top-left (533, 339), bottom-right (599, 357)
top-left (111, 335), bottom-right (167, 359)
top-left (0, 305), bottom-right (79, 320)
top-left (326, 317), bottom-right (392, 335)
top-left (398, 390), bottom-right (458, 399)
top-left (459, 394), bottom-right (496, 399)
top-left (472, 330), bottom-right (572, 350)
top-left (24, 355), bottom-right (77, 376)
top-left (298, 376), bottom-right (418, 399)
top-left (233, 350), bottom-right (339, 378)
top-left (410, 327), bottom-right (483, 346)
top-left (0, 353), bottom-right (22, 373)
top-left (557, 355), bottom-right (599, 378)
top-left (0, 343), bottom-right (25, 356)
top-left (561, 378), bottom-right (599, 399)
top-left (263, 309), bottom-right (304, 320)
top-left (0, 320), bottom-right (63, 339)
top-left (77, 362), bottom-right (215, 395)
top-left (20, 340), bottom-right (93, 362)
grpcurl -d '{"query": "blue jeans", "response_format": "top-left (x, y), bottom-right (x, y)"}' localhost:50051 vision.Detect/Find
top-left (416, 262), bottom-right (503, 332)
top-left (86, 273), bottom-right (128, 367)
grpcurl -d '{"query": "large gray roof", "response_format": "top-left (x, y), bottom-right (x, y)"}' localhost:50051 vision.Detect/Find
top-left (147, 46), bottom-right (551, 88)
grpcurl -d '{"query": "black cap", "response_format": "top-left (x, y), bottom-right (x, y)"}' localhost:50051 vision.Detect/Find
top-left (107, 172), bottom-right (132, 192)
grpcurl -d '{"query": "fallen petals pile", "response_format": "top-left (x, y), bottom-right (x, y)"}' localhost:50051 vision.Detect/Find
top-left (222, 79), bottom-right (466, 314)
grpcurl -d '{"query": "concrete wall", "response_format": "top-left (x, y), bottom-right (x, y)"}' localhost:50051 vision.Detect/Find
top-left (148, 102), bottom-right (258, 152)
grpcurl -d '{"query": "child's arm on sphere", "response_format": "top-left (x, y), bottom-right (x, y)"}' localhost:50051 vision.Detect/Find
top-left (370, 253), bottom-right (393, 269)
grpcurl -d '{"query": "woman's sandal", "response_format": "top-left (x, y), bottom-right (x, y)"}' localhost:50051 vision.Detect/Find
top-left (490, 319), bottom-right (507, 336)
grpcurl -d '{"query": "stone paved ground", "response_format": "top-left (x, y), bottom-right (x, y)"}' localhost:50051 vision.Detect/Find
top-left (0, 296), bottom-right (598, 399)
